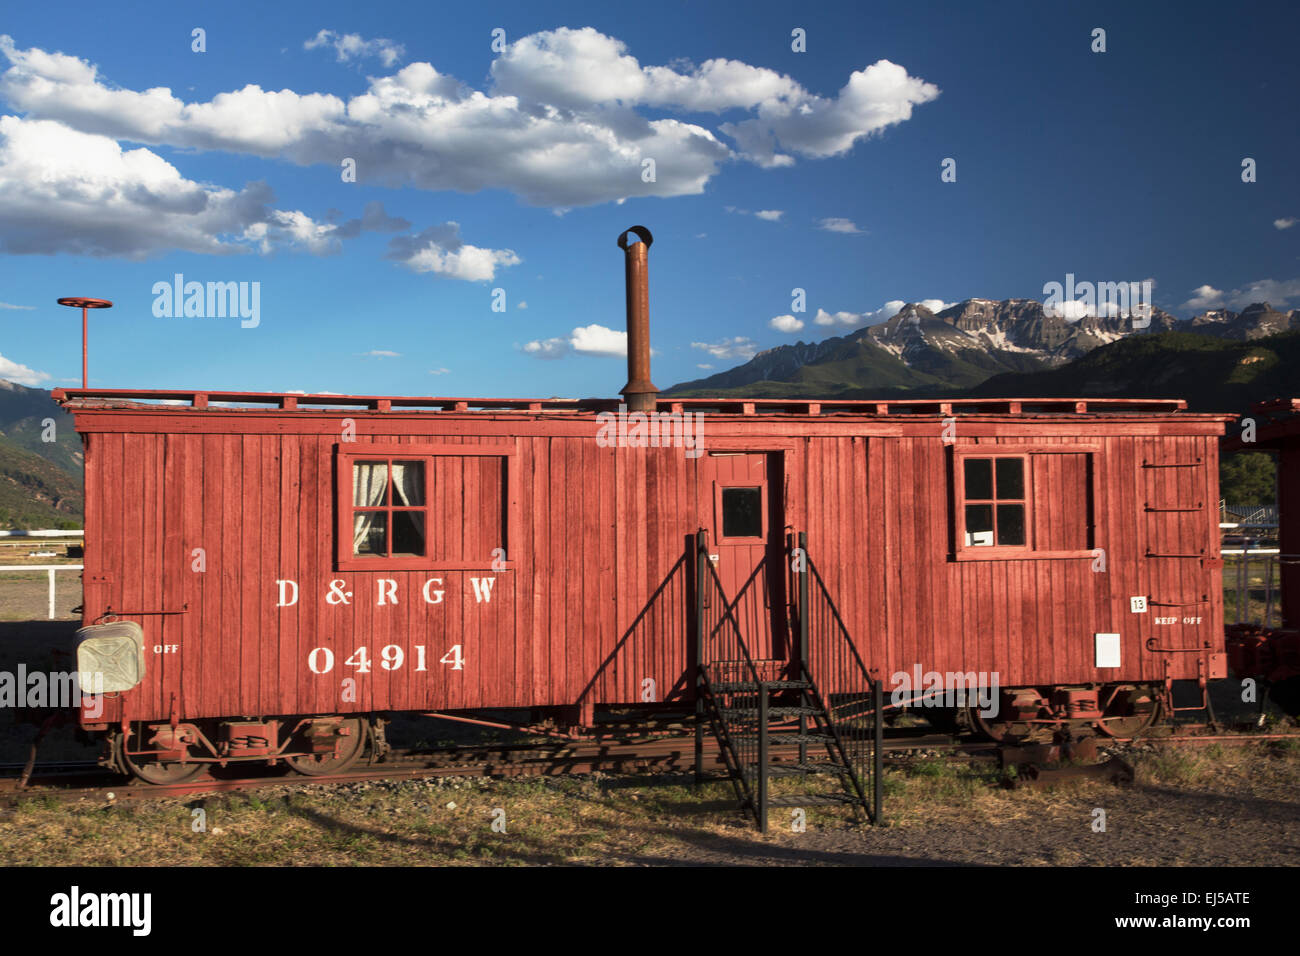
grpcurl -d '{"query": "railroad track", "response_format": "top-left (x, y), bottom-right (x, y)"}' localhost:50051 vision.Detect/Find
top-left (1, 726), bottom-right (1296, 807)
top-left (0, 729), bottom-right (990, 805)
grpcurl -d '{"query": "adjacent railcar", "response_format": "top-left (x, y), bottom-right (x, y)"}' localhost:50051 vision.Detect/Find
top-left (54, 386), bottom-right (1231, 781)
top-left (1224, 399), bottom-right (1300, 715)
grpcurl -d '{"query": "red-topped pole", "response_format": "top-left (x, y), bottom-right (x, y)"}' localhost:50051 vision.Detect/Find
top-left (56, 297), bottom-right (113, 388)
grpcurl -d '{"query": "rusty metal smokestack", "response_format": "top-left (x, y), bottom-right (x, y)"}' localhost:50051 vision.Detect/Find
top-left (617, 226), bottom-right (658, 412)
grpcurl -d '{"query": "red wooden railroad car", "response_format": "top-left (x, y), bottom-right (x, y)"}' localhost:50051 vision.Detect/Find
top-left (51, 227), bottom-right (1234, 783)
top-left (52, 388), bottom-right (1232, 779)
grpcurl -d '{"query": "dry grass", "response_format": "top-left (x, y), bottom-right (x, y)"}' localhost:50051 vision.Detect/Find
top-left (5, 741), bottom-right (1293, 867)
top-left (0, 775), bottom-right (768, 867)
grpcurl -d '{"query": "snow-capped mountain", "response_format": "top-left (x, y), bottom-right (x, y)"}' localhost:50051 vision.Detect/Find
top-left (668, 299), bottom-right (1297, 396)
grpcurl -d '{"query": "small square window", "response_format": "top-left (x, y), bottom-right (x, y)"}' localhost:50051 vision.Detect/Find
top-left (350, 460), bottom-right (427, 559)
top-left (336, 444), bottom-right (513, 571)
top-left (954, 448), bottom-right (1096, 559)
top-left (721, 487), bottom-right (763, 538)
top-left (961, 456), bottom-right (1026, 548)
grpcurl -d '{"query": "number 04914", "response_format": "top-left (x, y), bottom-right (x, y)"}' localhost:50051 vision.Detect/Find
top-left (307, 644), bottom-right (465, 673)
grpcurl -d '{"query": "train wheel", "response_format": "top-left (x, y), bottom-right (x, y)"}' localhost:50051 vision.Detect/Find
top-left (969, 688), bottom-right (1053, 744)
top-left (970, 708), bottom-right (1051, 744)
top-left (115, 732), bottom-right (206, 785)
top-left (286, 718), bottom-right (368, 776)
top-left (1095, 684), bottom-right (1160, 738)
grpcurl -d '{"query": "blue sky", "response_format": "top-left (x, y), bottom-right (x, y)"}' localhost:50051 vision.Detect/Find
top-left (0, 0), bottom-right (1297, 397)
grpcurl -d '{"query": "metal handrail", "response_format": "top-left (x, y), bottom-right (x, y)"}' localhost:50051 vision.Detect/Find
top-left (796, 534), bottom-right (882, 825)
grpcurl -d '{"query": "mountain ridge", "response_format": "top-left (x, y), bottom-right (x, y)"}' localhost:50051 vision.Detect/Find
top-left (669, 298), bottom-right (1299, 397)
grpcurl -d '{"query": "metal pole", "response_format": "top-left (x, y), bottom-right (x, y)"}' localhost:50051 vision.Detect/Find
top-left (798, 532), bottom-right (810, 676)
top-left (1266, 555), bottom-right (1276, 627)
top-left (616, 227), bottom-right (659, 412)
top-left (57, 297), bottom-right (112, 389)
top-left (797, 531), bottom-right (809, 767)
top-left (758, 685), bottom-right (769, 833)
top-left (694, 530), bottom-right (706, 785)
top-left (873, 675), bottom-right (883, 825)
top-left (47, 568), bottom-right (55, 621)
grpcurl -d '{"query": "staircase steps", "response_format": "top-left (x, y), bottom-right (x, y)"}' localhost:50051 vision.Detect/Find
top-left (768, 762), bottom-right (850, 777)
top-left (713, 679), bottom-right (811, 693)
top-left (723, 705), bottom-right (820, 719)
top-left (731, 732), bottom-right (835, 746)
top-left (766, 793), bottom-right (860, 807)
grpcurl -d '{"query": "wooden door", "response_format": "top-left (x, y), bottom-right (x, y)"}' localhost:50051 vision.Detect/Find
top-left (700, 452), bottom-right (787, 665)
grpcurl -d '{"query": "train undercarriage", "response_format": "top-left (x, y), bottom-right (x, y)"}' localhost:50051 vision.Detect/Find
top-left (103, 715), bottom-right (386, 784)
top-left (97, 679), bottom-right (1207, 785)
top-left (923, 682), bottom-right (1165, 744)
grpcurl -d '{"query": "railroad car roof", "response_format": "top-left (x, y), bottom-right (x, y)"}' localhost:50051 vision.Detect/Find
top-left (1223, 397), bottom-right (1300, 451)
top-left (51, 388), bottom-right (1233, 422)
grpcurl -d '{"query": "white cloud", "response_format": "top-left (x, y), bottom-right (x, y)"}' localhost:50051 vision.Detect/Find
top-left (817, 217), bottom-right (864, 234)
top-left (0, 300), bottom-right (33, 310)
top-left (1178, 279), bottom-right (1300, 313)
top-left (769, 314), bottom-right (804, 333)
top-left (813, 301), bottom-right (904, 328)
top-left (304, 30), bottom-right (405, 67)
top-left (0, 115), bottom-right (337, 258)
top-left (726, 205), bottom-right (783, 221)
top-left (517, 301), bottom-right (528, 310)
top-left (691, 337), bottom-right (759, 360)
top-left (387, 222), bottom-right (520, 281)
top-left (917, 299), bottom-right (953, 313)
top-left (810, 299), bottom-right (952, 331)
top-left (428, 367), bottom-right (450, 375)
top-left (1275, 218), bottom-right (1296, 230)
top-left (359, 350), bottom-right (401, 358)
top-left (0, 30), bottom-right (936, 209)
top-left (0, 352), bottom-right (49, 386)
top-left (522, 323), bottom-right (629, 359)
top-left (522, 337), bottom-right (568, 359)
top-left (570, 324), bottom-right (627, 356)
top-left (1180, 284), bottom-right (1224, 311)
top-left (722, 58), bottom-right (940, 167)
top-left (696, 363), bottom-right (713, 369)
top-left (1222, 278), bottom-right (1300, 309)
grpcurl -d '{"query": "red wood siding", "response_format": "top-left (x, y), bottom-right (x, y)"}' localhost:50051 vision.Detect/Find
top-left (68, 407), bottom-right (1229, 723)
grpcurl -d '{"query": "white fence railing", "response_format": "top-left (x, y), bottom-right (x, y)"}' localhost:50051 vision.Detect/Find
top-left (0, 564), bottom-right (83, 620)
top-left (1223, 549), bottom-right (1299, 628)
top-left (0, 530), bottom-right (83, 538)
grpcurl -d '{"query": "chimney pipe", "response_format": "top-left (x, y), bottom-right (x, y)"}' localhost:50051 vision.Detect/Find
top-left (617, 225), bottom-right (658, 413)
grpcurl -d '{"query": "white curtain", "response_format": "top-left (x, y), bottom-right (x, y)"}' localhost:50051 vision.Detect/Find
top-left (352, 462), bottom-right (388, 554)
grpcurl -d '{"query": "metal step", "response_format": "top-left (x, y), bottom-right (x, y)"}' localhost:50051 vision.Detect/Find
top-left (721, 705), bottom-right (822, 719)
top-left (732, 733), bottom-right (834, 746)
top-left (765, 793), bottom-right (863, 808)
top-left (712, 679), bottom-right (812, 693)
top-left (768, 762), bottom-right (849, 777)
